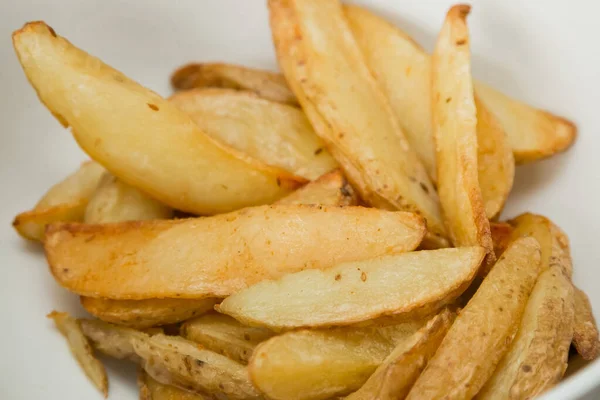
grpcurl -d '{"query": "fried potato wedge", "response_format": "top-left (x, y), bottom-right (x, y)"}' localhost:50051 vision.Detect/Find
top-left (345, 5), bottom-right (514, 219)
top-left (490, 222), bottom-right (513, 259)
top-left (276, 169), bottom-right (357, 206)
top-left (218, 247), bottom-right (484, 329)
top-left (171, 63), bottom-right (298, 106)
top-left (477, 266), bottom-right (575, 399)
top-left (84, 172), bottom-right (173, 223)
top-left (475, 82), bottom-right (577, 163)
top-left (249, 318), bottom-right (426, 400)
top-left (139, 369), bottom-right (207, 400)
top-left (80, 297), bottom-right (218, 329)
top-left (133, 334), bottom-right (261, 400)
top-left (80, 319), bottom-right (146, 361)
top-left (346, 309), bottom-right (454, 400)
top-left (343, 5), bottom-right (575, 167)
top-left (13, 22), bottom-right (305, 215)
top-left (46, 205), bottom-right (425, 299)
top-left (431, 5), bottom-right (493, 265)
top-left (406, 237), bottom-right (542, 400)
top-left (269, 0), bottom-right (448, 247)
top-left (572, 287), bottom-right (600, 360)
top-left (181, 313), bottom-right (273, 364)
top-left (170, 89), bottom-right (337, 180)
top-left (48, 311), bottom-right (108, 397)
top-left (13, 161), bottom-right (105, 241)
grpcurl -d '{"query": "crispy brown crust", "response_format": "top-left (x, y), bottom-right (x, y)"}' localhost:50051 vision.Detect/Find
top-left (573, 287), bottom-right (600, 360)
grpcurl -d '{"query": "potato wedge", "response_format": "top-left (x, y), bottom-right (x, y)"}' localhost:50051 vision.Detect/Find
top-left (475, 82), bottom-right (577, 163)
top-left (346, 309), bottom-right (454, 400)
top-left (13, 161), bottom-right (105, 241)
top-left (276, 169), bottom-right (357, 206)
top-left (572, 287), bottom-right (600, 360)
top-left (477, 266), bottom-right (575, 399)
top-left (80, 319), bottom-right (146, 361)
top-left (218, 247), bottom-right (484, 329)
top-left (182, 313), bottom-right (273, 364)
top-left (84, 172), bottom-right (173, 223)
top-left (406, 237), bottom-right (542, 400)
top-left (13, 22), bottom-right (306, 215)
top-left (431, 5), bottom-right (494, 265)
top-left (133, 334), bottom-right (261, 400)
top-left (80, 297), bottom-right (218, 329)
top-left (48, 311), bottom-right (108, 397)
top-left (345, 5), bottom-right (514, 219)
top-left (170, 89), bottom-right (337, 180)
top-left (490, 222), bottom-right (513, 259)
top-left (171, 63), bottom-right (298, 106)
top-left (139, 369), bottom-right (207, 400)
top-left (343, 5), bottom-right (575, 167)
top-left (249, 318), bottom-right (426, 400)
top-left (269, 0), bottom-right (448, 247)
top-left (46, 205), bottom-right (425, 299)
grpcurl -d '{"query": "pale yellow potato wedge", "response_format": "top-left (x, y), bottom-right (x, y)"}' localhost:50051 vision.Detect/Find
top-left (138, 369), bottom-right (207, 400)
top-left (343, 5), bottom-right (575, 167)
top-left (268, 0), bottom-right (448, 247)
top-left (276, 169), bottom-right (357, 206)
top-left (406, 237), bottom-right (542, 400)
top-left (477, 267), bottom-right (574, 399)
top-left (345, 5), bottom-right (514, 219)
top-left (171, 63), bottom-right (298, 106)
top-left (346, 309), bottom-right (454, 400)
top-left (572, 287), bottom-right (600, 360)
top-left (80, 297), bottom-right (218, 329)
top-left (13, 161), bottom-right (105, 241)
top-left (181, 313), bottom-right (273, 364)
top-left (46, 205), bottom-right (425, 299)
top-left (13, 22), bottom-right (305, 215)
top-left (80, 319), bottom-right (146, 361)
top-left (48, 311), bottom-right (108, 397)
top-left (218, 247), bottom-right (484, 329)
top-left (475, 82), bottom-right (577, 163)
top-left (84, 172), bottom-right (173, 223)
top-left (133, 334), bottom-right (261, 400)
top-left (170, 88), bottom-right (337, 180)
top-left (490, 222), bottom-right (513, 259)
top-left (431, 5), bottom-right (494, 266)
top-left (249, 318), bottom-right (426, 400)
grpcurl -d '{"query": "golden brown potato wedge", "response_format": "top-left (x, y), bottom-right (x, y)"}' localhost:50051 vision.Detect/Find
top-left (431, 5), bottom-right (493, 266)
top-left (572, 287), bottom-right (600, 360)
top-left (343, 5), bottom-right (575, 167)
top-left (48, 311), bottom-right (108, 397)
top-left (181, 313), bottom-right (273, 364)
top-left (477, 266), bottom-right (574, 399)
top-left (80, 297), bottom-right (218, 329)
top-left (406, 237), bottom-right (542, 400)
top-left (13, 161), bottom-right (105, 241)
top-left (170, 89), bottom-right (337, 180)
top-left (133, 334), bottom-right (261, 400)
top-left (249, 318), bottom-right (426, 400)
top-left (346, 309), bottom-right (454, 400)
top-left (269, 0), bottom-right (448, 247)
top-left (13, 22), bottom-right (305, 215)
top-left (46, 205), bottom-right (425, 299)
top-left (84, 172), bottom-right (173, 223)
top-left (171, 63), bottom-right (298, 106)
top-left (490, 222), bottom-right (514, 259)
top-left (276, 169), bottom-right (357, 206)
top-left (218, 247), bottom-right (484, 329)
top-left (138, 369), bottom-right (207, 400)
top-left (345, 5), bottom-right (514, 219)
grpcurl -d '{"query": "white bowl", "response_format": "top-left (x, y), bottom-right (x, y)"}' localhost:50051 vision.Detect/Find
top-left (0, 0), bottom-right (598, 398)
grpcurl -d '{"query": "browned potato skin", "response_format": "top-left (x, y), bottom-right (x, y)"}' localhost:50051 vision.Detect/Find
top-left (45, 205), bottom-right (425, 299)
top-left (171, 63), bottom-right (299, 106)
top-left (572, 287), bottom-right (600, 360)
top-left (80, 297), bottom-right (218, 329)
top-left (406, 237), bottom-right (542, 400)
top-left (276, 169), bottom-right (358, 206)
top-left (431, 5), bottom-right (494, 267)
top-left (490, 222), bottom-right (513, 259)
top-left (346, 309), bottom-right (455, 400)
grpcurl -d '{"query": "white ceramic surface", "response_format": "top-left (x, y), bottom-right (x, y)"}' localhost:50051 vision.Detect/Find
top-left (0, 0), bottom-right (598, 398)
